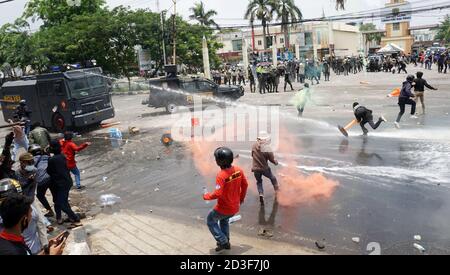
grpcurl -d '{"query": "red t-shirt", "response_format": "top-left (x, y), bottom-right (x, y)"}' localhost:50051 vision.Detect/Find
top-left (203, 166), bottom-right (248, 216)
top-left (59, 140), bottom-right (88, 169)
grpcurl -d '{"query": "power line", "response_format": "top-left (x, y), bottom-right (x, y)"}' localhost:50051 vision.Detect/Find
top-left (0, 0), bottom-right (14, 4)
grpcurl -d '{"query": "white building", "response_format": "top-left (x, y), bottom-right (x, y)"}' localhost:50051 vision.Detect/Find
top-left (216, 21), bottom-right (362, 63)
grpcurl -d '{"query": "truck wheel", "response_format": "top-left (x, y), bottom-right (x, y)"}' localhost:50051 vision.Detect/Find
top-left (52, 113), bottom-right (66, 132)
top-left (165, 103), bottom-right (178, 114)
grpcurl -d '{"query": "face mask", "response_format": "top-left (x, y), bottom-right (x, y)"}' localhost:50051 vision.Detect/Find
top-left (25, 165), bottom-right (36, 172)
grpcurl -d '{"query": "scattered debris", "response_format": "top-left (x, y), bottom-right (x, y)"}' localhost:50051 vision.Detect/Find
top-left (128, 126), bottom-right (140, 135)
top-left (414, 235), bottom-right (422, 241)
top-left (360, 81), bottom-right (370, 85)
top-left (154, 187), bottom-right (160, 192)
top-left (102, 176), bottom-right (108, 182)
top-left (99, 194), bottom-right (121, 206)
top-left (258, 229), bottom-right (274, 238)
top-left (156, 156), bottom-right (161, 160)
top-left (101, 122), bottom-right (121, 129)
top-left (161, 133), bottom-right (173, 146)
top-left (121, 151), bottom-right (125, 155)
top-left (347, 214), bottom-right (351, 218)
top-left (315, 241), bottom-right (325, 250)
top-left (132, 151), bottom-right (136, 154)
top-left (81, 170), bottom-right (85, 174)
top-left (352, 237), bottom-right (360, 243)
top-left (413, 243), bottom-right (426, 253)
top-left (149, 210), bottom-right (153, 213)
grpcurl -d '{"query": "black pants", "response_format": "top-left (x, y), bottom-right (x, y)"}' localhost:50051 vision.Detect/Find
top-left (54, 184), bottom-right (79, 221)
top-left (284, 79), bottom-right (293, 91)
top-left (438, 63), bottom-right (444, 73)
top-left (249, 80), bottom-right (256, 93)
top-left (396, 98), bottom-right (416, 123)
top-left (324, 72), bottom-right (330, 81)
top-left (238, 76), bottom-right (245, 85)
top-left (360, 119), bottom-right (382, 135)
top-left (232, 76), bottom-right (237, 85)
top-left (36, 179), bottom-right (54, 211)
top-left (259, 76), bottom-right (267, 94)
top-left (398, 66), bottom-right (407, 74)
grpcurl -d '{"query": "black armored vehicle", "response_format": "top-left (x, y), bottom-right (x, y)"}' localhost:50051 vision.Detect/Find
top-left (145, 65), bottom-right (244, 114)
top-left (0, 67), bottom-right (115, 132)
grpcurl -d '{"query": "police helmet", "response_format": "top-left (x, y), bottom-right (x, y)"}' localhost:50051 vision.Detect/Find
top-left (0, 178), bottom-right (22, 203)
top-left (28, 144), bottom-right (42, 156)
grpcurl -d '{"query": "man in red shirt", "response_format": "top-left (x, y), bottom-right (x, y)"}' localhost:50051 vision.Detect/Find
top-left (203, 147), bottom-right (248, 252)
top-left (60, 132), bottom-right (91, 190)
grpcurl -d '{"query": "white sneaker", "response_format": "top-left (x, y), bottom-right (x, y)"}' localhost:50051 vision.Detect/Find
top-left (410, 115), bottom-right (419, 119)
top-left (380, 116), bottom-right (387, 122)
top-left (394, 122), bottom-right (400, 129)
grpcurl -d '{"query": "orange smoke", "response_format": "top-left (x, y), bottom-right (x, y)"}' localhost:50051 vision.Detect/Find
top-left (275, 127), bottom-right (339, 207)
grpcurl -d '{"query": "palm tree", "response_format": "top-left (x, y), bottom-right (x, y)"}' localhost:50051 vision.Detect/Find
top-left (189, 1), bottom-right (220, 29)
top-left (244, 0), bottom-right (276, 50)
top-left (271, 0), bottom-right (302, 49)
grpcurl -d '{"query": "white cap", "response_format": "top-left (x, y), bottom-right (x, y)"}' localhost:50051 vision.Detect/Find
top-left (257, 131), bottom-right (271, 141)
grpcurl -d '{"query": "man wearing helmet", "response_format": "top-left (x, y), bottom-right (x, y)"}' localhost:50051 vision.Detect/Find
top-left (395, 75), bottom-right (417, 129)
top-left (203, 147), bottom-right (248, 252)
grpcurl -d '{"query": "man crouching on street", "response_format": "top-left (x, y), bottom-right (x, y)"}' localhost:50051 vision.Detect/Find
top-left (203, 147), bottom-right (248, 252)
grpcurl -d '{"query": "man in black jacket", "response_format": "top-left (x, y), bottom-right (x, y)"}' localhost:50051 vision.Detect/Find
top-left (395, 75), bottom-right (417, 128)
top-left (46, 140), bottom-right (79, 225)
top-left (414, 71), bottom-right (438, 115)
top-left (353, 103), bottom-right (387, 136)
top-left (0, 133), bottom-right (15, 180)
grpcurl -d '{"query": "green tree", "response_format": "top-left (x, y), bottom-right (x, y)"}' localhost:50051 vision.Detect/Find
top-left (436, 16), bottom-right (450, 44)
top-left (0, 19), bottom-right (35, 77)
top-left (360, 23), bottom-right (382, 52)
top-left (245, 0), bottom-right (276, 50)
top-left (189, 1), bottom-right (220, 29)
top-left (271, 0), bottom-right (302, 48)
top-left (24, 0), bottom-right (105, 26)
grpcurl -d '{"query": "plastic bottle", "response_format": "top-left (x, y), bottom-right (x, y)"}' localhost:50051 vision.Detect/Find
top-left (99, 194), bottom-right (122, 206)
top-left (229, 215), bottom-right (242, 224)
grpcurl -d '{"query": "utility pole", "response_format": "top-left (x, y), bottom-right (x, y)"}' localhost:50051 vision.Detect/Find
top-left (157, 0), bottom-right (167, 66)
top-left (172, 0), bottom-right (177, 65)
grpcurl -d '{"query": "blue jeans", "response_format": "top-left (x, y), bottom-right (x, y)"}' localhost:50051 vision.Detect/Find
top-left (12, 136), bottom-right (29, 162)
top-left (207, 210), bottom-right (233, 245)
top-left (254, 168), bottom-right (279, 195)
top-left (70, 167), bottom-right (81, 188)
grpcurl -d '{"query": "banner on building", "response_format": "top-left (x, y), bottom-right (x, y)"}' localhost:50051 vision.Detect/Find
top-left (381, 2), bottom-right (412, 24)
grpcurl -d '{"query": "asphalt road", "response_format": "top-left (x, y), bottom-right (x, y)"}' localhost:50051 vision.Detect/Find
top-left (2, 65), bottom-right (449, 254)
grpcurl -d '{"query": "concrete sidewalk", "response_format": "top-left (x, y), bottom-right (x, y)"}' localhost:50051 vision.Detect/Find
top-left (84, 210), bottom-right (319, 255)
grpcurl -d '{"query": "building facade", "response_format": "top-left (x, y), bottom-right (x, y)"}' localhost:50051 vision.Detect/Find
top-left (380, 0), bottom-right (414, 53)
top-left (216, 21), bottom-right (361, 63)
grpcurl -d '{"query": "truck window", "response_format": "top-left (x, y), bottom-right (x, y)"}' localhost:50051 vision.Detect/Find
top-left (182, 82), bottom-right (196, 93)
top-left (197, 81), bottom-right (215, 92)
top-left (68, 76), bottom-right (106, 99)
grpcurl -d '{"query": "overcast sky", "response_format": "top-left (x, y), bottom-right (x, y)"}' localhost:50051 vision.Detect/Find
top-left (1, 0), bottom-right (449, 30)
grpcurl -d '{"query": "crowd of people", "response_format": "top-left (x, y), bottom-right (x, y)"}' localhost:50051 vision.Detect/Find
top-left (0, 101), bottom-right (91, 255)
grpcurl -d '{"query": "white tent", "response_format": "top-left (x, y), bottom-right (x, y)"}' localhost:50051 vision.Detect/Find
top-left (377, 43), bottom-right (405, 54)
